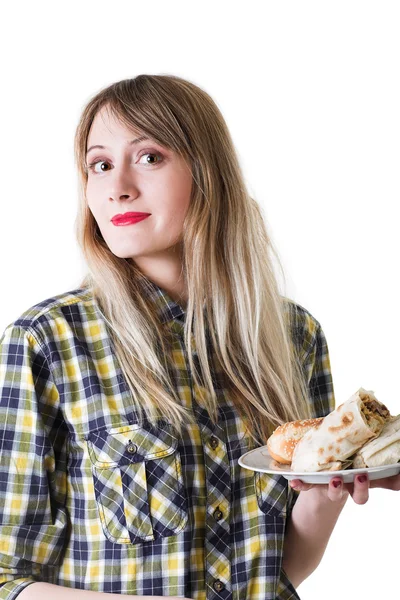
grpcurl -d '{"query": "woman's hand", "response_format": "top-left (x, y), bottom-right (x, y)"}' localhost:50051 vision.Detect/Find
top-left (289, 471), bottom-right (400, 504)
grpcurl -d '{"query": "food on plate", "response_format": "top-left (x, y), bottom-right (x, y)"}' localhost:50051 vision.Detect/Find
top-left (352, 414), bottom-right (400, 468)
top-left (291, 387), bottom-right (391, 472)
top-left (266, 417), bottom-right (325, 464)
top-left (266, 387), bottom-right (394, 472)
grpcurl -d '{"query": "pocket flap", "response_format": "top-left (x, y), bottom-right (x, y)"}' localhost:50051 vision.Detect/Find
top-left (87, 423), bottom-right (178, 468)
top-left (255, 472), bottom-right (288, 517)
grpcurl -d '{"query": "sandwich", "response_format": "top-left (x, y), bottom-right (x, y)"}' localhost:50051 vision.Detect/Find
top-left (267, 387), bottom-right (392, 472)
top-left (291, 387), bottom-right (391, 472)
top-left (351, 414), bottom-right (400, 468)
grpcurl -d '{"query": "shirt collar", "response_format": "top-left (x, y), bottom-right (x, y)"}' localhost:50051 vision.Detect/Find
top-left (136, 276), bottom-right (210, 338)
top-left (136, 276), bottom-right (187, 326)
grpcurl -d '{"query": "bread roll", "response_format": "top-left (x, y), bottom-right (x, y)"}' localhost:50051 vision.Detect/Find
top-left (266, 417), bottom-right (325, 464)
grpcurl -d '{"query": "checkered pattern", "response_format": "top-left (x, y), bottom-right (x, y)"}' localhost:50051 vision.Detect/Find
top-left (0, 280), bottom-right (335, 600)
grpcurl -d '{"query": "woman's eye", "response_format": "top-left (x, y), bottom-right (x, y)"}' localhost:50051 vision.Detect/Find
top-left (87, 152), bottom-right (163, 174)
top-left (138, 152), bottom-right (163, 165)
top-left (87, 160), bottom-right (112, 174)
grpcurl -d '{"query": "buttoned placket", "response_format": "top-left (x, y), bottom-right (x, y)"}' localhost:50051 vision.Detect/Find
top-left (167, 316), bottom-right (232, 599)
top-left (189, 345), bottom-right (232, 600)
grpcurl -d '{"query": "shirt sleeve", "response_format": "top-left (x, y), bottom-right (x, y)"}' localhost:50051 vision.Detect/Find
top-left (0, 324), bottom-right (69, 600)
top-left (286, 322), bottom-right (336, 520)
top-left (303, 322), bottom-right (336, 419)
top-left (277, 322), bottom-right (336, 599)
top-left (275, 567), bottom-right (301, 600)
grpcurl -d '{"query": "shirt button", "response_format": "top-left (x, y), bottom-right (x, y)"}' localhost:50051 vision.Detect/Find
top-left (213, 580), bottom-right (225, 592)
top-left (209, 436), bottom-right (219, 449)
top-left (126, 442), bottom-right (137, 454)
top-left (213, 507), bottom-right (223, 521)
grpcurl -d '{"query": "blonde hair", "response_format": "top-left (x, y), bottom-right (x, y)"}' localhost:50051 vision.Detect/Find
top-left (73, 73), bottom-right (313, 445)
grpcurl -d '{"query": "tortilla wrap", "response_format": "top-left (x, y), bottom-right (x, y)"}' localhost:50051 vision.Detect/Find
top-left (352, 414), bottom-right (400, 468)
top-left (291, 387), bottom-right (390, 472)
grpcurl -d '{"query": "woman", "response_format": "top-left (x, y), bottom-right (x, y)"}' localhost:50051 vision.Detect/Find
top-left (0, 74), bottom-right (398, 600)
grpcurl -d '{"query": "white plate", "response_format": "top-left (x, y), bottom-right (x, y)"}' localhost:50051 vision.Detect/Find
top-left (238, 445), bottom-right (400, 484)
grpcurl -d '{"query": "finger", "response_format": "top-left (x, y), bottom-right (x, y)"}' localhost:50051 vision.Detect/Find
top-left (289, 479), bottom-right (313, 492)
top-left (351, 473), bottom-right (370, 504)
top-left (369, 473), bottom-right (400, 491)
top-left (327, 477), bottom-right (345, 501)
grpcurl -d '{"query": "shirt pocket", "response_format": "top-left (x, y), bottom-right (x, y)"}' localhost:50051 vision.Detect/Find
top-left (86, 422), bottom-right (188, 544)
top-left (254, 472), bottom-right (288, 518)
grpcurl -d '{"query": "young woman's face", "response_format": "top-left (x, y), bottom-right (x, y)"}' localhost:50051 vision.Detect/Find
top-left (85, 106), bottom-right (193, 262)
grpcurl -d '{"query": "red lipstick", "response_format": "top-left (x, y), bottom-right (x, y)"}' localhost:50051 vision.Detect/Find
top-left (111, 212), bottom-right (151, 226)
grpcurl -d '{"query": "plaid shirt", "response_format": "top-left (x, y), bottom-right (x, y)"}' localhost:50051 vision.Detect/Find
top-left (0, 280), bottom-right (335, 600)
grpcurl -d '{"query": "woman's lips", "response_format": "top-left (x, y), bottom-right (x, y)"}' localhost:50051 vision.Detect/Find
top-left (111, 214), bottom-right (151, 226)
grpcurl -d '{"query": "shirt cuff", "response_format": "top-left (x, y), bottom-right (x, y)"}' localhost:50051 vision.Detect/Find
top-left (0, 579), bottom-right (37, 600)
top-left (275, 567), bottom-right (301, 600)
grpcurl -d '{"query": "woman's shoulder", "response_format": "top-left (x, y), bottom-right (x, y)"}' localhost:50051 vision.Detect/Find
top-left (281, 296), bottom-right (323, 360)
top-left (1, 285), bottom-right (96, 345)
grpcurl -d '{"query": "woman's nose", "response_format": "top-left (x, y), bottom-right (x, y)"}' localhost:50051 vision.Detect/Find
top-left (108, 165), bottom-right (139, 200)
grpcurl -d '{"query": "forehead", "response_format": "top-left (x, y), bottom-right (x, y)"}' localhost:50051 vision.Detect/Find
top-left (87, 106), bottom-right (143, 145)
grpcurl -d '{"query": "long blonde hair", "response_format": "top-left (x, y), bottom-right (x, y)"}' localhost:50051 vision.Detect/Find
top-left (73, 74), bottom-right (314, 445)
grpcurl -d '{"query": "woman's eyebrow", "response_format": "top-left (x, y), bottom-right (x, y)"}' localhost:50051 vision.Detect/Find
top-left (86, 135), bottom-right (152, 156)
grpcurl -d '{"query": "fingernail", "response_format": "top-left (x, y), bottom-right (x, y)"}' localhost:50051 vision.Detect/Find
top-left (357, 475), bottom-right (367, 483)
top-left (332, 480), bottom-right (342, 488)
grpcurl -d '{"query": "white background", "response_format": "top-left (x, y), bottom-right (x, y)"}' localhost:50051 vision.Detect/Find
top-left (1, 2), bottom-right (399, 599)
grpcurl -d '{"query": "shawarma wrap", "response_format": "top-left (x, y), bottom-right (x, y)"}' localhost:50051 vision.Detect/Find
top-left (291, 387), bottom-right (391, 472)
top-left (352, 414), bottom-right (400, 468)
